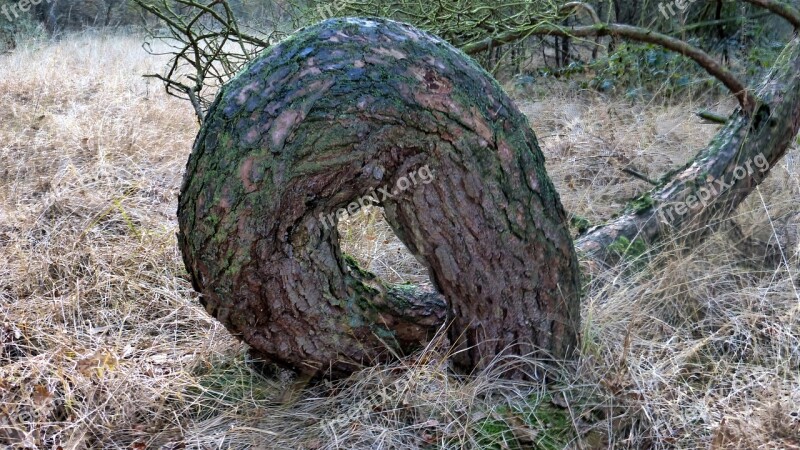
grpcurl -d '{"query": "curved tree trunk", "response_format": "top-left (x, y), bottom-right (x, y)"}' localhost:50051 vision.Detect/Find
top-left (453, 4), bottom-right (800, 269)
top-left (177, 18), bottom-right (581, 379)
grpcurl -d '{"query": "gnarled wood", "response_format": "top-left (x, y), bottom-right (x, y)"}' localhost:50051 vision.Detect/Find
top-left (177, 18), bottom-right (581, 379)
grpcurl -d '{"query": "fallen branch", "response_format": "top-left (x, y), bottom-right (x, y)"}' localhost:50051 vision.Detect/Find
top-left (576, 37), bottom-right (800, 270)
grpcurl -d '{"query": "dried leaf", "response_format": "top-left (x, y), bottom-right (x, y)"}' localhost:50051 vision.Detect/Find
top-left (33, 384), bottom-right (53, 405)
top-left (77, 350), bottom-right (118, 377)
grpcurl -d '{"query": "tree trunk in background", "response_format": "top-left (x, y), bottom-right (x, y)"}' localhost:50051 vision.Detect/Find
top-left (177, 18), bottom-right (581, 379)
top-left (576, 35), bottom-right (800, 272)
top-left (613, 0), bottom-right (641, 25)
top-left (34, 0), bottom-right (135, 32)
top-left (560, 33), bottom-right (571, 66)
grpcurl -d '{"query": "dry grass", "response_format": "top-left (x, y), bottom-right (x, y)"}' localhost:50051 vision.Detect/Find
top-left (1, 31), bottom-right (799, 449)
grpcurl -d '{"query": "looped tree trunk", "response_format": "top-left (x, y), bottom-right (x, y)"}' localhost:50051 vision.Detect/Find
top-left (177, 18), bottom-right (581, 379)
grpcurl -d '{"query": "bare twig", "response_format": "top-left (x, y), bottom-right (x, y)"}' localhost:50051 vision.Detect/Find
top-left (673, 11), bottom-right (771, 34)
top-left (559, 1), bottom-right (600, 25)
top-left (621, 167), bottom-right (659, 185)
top-left (559, 1), bottom-right (602, 60)
top-left (134, 0), bottom-right (284, 117)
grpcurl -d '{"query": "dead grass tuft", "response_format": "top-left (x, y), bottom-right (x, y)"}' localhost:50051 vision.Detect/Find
top-left (1, 31), bottom-right (798, 449)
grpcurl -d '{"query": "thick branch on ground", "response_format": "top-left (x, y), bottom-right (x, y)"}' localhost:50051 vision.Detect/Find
top-left (741, 0), bottom-right (800, 30)
top-left (462, 22), bottom-right (756, 112)
top-left (576, 37), bottom-right (800, 270)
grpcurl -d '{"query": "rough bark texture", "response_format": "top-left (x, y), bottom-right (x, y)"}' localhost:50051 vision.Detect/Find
top-left (177, 18), bottom-right (581, 379)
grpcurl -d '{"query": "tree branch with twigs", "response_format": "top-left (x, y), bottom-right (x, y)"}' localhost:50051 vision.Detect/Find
top-left (741, 0), bottom-right (800, 30)
top-left (134, 0), bottom-right (285, 123)
top-left (462, 2), bottom-right (757, 112)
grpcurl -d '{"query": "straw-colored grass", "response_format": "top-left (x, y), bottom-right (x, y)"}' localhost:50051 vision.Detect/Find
top-left (1, 31), bottom-right (798, 449)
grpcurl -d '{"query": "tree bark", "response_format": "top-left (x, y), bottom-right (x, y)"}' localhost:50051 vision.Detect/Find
top-left (177, 18), bottom-right (581, 379)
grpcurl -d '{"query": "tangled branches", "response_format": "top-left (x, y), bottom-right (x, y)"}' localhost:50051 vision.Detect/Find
top-left (313, 0), bottom-right (561, 49)
top-left (137, 0), bottom-right (764, 117)
top-left (134, 0), bottom-right (288, 123)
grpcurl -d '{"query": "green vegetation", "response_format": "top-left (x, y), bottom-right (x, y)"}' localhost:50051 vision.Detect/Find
top-left (474, 395), bottom-right (573, 450)
top-left (570, 215), bottom-right (592, 234)
top-left (628, 192), bottom-right (655, 214)
top-left (188, 351), bottom-right (280, 420)
top-left (608, 236), bottom-right (648, 266)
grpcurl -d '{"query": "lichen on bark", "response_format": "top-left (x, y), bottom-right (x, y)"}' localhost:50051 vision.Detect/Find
top-left (177, 17), bottom-right (582, 379)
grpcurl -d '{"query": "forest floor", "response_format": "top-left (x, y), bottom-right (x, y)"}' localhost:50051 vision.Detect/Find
top-left (1, 31), bottom-right (799, 449)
